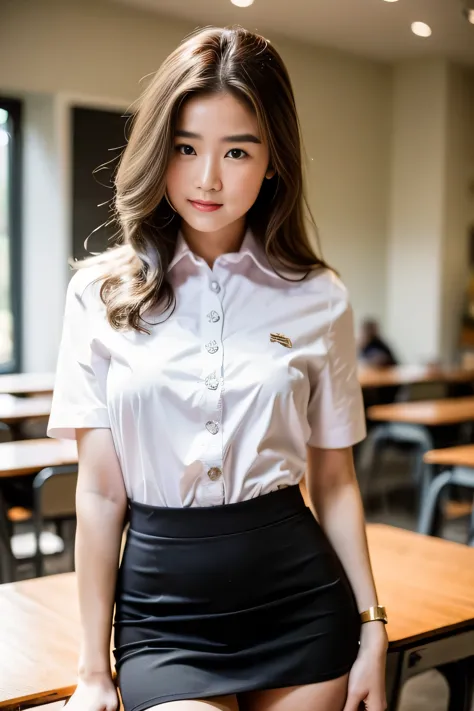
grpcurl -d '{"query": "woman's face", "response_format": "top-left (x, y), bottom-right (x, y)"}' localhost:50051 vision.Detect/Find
top-left (166, 92), bottom-right (273, 236)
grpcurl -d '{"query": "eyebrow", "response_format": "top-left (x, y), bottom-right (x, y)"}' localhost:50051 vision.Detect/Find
top-left (175, 130), bottom-right (261, 144)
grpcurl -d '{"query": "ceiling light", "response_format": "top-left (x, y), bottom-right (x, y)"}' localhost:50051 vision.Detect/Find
top-left (411, 21), bottom-right (432, 37)
top-left (231, 0), bottom-right (254, 6)
top-left (383, 1), bottom-right (399, 3)
top-left (462, 6), bottom-right (474, 23)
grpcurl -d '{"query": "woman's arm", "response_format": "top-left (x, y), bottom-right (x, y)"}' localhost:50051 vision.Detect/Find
top-left (305, 445), bottom-right (388, 654)
top-left (75, 428), bottom-right (128, 681)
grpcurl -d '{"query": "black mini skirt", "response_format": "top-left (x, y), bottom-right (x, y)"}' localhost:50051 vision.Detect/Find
top-left (113, 486), bottom-right (361, 711)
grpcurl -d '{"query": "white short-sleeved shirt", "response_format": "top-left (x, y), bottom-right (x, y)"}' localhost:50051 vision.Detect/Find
top-left (47, 229), bottom-right (366, 507)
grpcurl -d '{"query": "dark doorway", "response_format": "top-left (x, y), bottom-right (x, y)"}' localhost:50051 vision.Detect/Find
top-left (71, 106), bottom-right (131, 261)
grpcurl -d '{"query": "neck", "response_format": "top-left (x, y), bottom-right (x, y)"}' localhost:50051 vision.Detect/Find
top-left (181, 218), bottom-right (247, 269)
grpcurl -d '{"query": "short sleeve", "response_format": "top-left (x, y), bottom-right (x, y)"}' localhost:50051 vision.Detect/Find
top-left (306, 277), bottom-right (366, 449)
top-left (47, 270), bottom-right (111, 440)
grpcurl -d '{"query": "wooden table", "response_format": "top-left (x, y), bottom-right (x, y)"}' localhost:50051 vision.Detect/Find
top-left (424, 444), bottom-right (474, 468)
top-left (0, 374), bottom-right (55, 397)
top-left (359, 365), bottom-right (474, 389)
top-left (0, 396), bottom-right (52, 441)
top-left (1, 524), bottom-right (474, 710)
top-left (0, 439), bottom-right (78, 479)
top-left (367, 396), bottom-right (474, 426)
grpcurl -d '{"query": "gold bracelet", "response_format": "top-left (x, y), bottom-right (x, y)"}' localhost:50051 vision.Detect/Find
top-left (360, 605), bottom-right (388, 624)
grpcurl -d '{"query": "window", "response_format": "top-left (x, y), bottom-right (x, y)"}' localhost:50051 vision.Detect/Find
top-left (0, 98), bottom-right (21, 373)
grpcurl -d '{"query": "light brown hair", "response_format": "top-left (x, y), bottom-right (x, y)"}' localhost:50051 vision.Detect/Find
top-left (76, 26), bottom-right (330, 333)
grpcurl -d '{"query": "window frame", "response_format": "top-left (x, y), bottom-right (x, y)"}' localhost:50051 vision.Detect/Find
top-left (0, 96), bottom-right (22, 374)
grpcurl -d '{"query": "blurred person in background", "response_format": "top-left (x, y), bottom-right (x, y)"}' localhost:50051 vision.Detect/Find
top-left (359, 318), bottom-right (397, 368)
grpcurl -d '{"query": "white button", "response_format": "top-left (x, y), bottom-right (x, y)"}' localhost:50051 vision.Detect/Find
top-left (205, 373), bottom-right (219, 390)
top-left (206, 421), bottom-right (219, 435)
top-left (210, 281), bottom-right (221, 294)
top-left (205, 340), bottom-right (219, 354)
top-left (207, 311), bottom-right (220, 323)
top-left (207, 466), bottom-right (222, 481)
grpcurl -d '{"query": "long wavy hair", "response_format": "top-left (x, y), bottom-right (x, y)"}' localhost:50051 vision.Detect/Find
top-left (76, 26), bottom-right (331, 333)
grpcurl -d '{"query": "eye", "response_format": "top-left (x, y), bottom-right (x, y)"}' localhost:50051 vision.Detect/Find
top-left (226, 148), bottom-right (248, 160)
top-left (176, 144), bottom-right (196, 156)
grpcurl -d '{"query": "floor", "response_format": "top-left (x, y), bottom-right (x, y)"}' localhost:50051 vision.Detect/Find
top-left (7, 446), bottom-right (474, 711)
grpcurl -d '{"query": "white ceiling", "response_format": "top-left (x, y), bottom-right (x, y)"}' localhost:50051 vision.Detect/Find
top-left (113, 0), bottom-right (474, 65)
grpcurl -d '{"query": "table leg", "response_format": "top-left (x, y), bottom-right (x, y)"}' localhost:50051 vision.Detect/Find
top-left (385, 651), bottom-right (403, 711)
top-left (0, 490), bottom-right (15, 583)
top-left (438, 656), bottom-right (474, 711)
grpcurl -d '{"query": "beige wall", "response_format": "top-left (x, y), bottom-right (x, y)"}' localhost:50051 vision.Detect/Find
top-left (0, 0), bottom-right (393, 369)
top-left (441, 65), bottom-right (474, 363)
top-left (387, 60), bottom-right (448, 363)
top-left (386, 60), bottom-right (474, 363)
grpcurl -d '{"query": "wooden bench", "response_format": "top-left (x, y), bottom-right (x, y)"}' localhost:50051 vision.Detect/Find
top-left (1, 524), bottom-right (474, 710)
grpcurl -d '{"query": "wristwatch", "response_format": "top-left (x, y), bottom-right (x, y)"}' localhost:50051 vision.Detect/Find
top-left (360, 605), bottom-right (388, 624)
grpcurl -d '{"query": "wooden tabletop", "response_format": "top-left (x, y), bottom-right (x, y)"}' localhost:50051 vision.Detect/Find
top-left (358, 364), bottom-right (474, 389)
top-left (0, 439), bottom-right (77, 478)
top-left (367, 524), bottom-right (474, 646)
top-left (0, 373), bottom-right (55, 397)
top-left (367, 396), bottom-right (474, 425)
top-left (2, 523), bottom-right (474, 709)
top-left (0, 395), bottom-right (52, 425)
top-left (424, 444), bottom-right (474, 468)
top-left (0, 574), bottom-right (82, 709)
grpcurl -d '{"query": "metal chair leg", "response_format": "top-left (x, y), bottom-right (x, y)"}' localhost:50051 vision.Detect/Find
top-left (418, 470), bottom-right (455, 535)
top-left (385, 652), bottom-right (403, 711)
top-left (468, 496), bottom-right (474, 547)
top-left (0, 490), bottom-right (15, 583)
top-left (418, 467), bottom-right (474, 538)
top-left (438, 657), bottom-right (474, 711)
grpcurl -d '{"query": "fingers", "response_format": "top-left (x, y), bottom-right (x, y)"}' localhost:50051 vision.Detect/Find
top-left (343, 693), bottom-right (387, 711)
top-left (362, 697), bottom-right (387, 711)
top-left (342, 692), bottom-right (364, 711)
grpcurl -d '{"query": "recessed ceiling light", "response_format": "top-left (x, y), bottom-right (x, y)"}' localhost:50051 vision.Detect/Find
top-left (463, 7), bottom-right (474, 24)
top-left (231, 0), bottom-right (254, 6)
top-left (411, 21), bottom-right (432, 37)
top-left (383, 1), bottom-right (399, 3)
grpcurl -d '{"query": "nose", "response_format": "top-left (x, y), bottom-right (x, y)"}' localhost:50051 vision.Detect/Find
top-left (195, 155), bottom-right (222, 194)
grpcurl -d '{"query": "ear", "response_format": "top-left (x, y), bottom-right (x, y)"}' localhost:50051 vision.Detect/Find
top-left (265, 167), bottom-right (276, 180)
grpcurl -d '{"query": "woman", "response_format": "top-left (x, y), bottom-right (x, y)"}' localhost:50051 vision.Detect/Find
top-left (47, 26), bottom-right (388, 711)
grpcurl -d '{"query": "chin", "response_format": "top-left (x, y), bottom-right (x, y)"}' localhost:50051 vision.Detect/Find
top-left (180, 210), bottom-right (234, 234)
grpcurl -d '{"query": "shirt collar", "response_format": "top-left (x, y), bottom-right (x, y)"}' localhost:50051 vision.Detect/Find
top-left (168, 228), bottom-right (288, 279)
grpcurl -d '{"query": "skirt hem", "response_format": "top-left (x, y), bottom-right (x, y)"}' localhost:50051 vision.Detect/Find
top-left (126, 663), bottom-right (356, 711)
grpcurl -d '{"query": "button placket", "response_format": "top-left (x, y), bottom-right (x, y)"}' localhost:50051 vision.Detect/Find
top-left (199, 272), bottom-right (225, 501)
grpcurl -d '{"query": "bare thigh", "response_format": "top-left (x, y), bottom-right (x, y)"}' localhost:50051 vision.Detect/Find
top-left (240, 673), bottom-right (349, 711)
top-left (146, 695), bottom-right (240, 711)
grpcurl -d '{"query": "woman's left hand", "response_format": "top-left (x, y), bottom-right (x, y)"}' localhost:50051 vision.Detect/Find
top-left (343, 623), bottom-right (388, 711)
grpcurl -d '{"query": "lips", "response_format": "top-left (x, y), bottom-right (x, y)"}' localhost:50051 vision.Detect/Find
top-left (188, 199), bottom-right (223, 213)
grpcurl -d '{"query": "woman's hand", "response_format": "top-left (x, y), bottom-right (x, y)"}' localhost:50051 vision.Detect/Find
top-left (343, 623), bottom-right (388, 711)
top-left (63, 672), bottom-right (119, 711)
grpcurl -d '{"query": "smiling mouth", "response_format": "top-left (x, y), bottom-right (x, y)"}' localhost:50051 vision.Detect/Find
top-left (188, 199), bottom-right (223, 212)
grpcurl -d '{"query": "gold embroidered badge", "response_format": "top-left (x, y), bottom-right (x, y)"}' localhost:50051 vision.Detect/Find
top-left (270, 333), bottom-right (293, 349)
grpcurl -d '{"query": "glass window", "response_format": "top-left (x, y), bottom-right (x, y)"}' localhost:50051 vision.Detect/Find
top-left (0, 99), bottom-right (21, 373)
